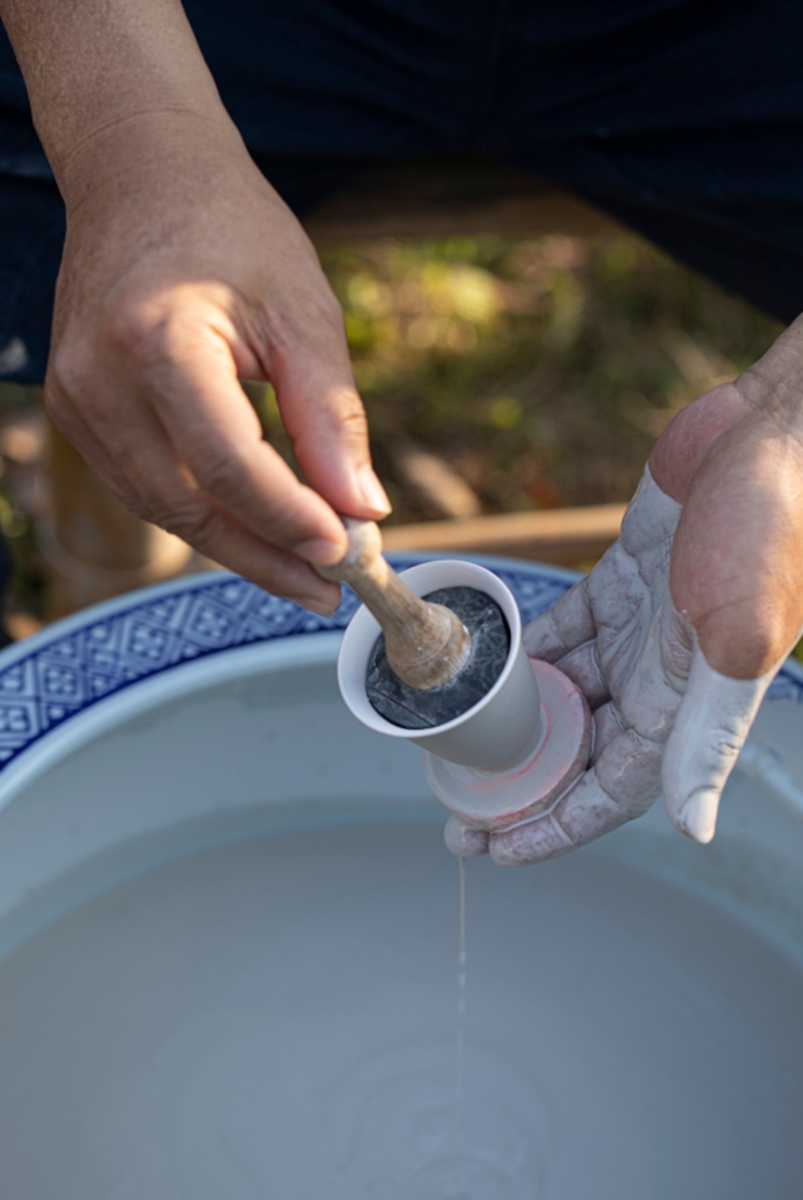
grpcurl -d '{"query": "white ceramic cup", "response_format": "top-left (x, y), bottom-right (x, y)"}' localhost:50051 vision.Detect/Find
top-left (336, 559), bottom-right (544, 772)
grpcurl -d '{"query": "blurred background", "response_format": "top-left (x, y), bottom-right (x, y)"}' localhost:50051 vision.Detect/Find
top-left (0, 228), bottom-right (781, 637)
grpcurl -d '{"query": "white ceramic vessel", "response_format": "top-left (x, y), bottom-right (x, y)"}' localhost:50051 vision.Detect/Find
top-left (0, 557), bottom-right (801, 1199)
top-left (337, 557), bottom-right (593, 829)
top-left (337, 558), bottom-right (541, 771)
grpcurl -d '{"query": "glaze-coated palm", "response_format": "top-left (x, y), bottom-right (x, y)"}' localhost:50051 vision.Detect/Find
top-left (446, 350), bottom-right (803, 865)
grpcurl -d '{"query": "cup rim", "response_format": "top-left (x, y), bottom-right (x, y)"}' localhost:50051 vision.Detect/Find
top-left (336, 560), bottom-right (523, 740)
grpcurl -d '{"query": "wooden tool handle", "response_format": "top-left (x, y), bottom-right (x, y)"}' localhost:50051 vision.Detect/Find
top-left (316, 519), bottom-right (470, 690)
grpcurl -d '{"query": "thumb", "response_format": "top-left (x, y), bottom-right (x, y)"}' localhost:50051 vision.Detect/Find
top-left (662, 644), bottom-right (773, 843)
top-left (270, 300), bottom-right (391, 521)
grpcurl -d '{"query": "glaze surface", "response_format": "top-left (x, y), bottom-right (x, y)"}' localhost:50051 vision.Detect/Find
top-left (1, 823), bottom-right (803, 1198)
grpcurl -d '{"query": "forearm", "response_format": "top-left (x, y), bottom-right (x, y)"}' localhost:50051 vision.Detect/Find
top-left (0, 0), bottom-right (237, 203)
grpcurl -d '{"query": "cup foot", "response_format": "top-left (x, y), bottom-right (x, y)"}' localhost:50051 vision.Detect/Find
top-left (422, 659), bottom-right (593, 831)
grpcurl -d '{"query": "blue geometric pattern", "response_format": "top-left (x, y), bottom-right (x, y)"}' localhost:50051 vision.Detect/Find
top-left (767, 670), bottom-right (803, 704)
top-left (0, 558), bottom-right (798, 773)
top-left (0, 559), bottom-right (570, 772)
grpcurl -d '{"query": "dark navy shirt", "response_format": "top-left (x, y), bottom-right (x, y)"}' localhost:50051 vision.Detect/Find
top-left (1, 0), bottom-right (802, 382)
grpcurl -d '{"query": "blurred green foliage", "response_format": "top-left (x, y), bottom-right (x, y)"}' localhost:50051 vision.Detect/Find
top-left (259, 232), bottom-right (781, 524)
top-left (0, 231), bottom-right (787, 628)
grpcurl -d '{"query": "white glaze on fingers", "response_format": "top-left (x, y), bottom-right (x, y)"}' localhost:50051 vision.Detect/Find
top-left (443, 816), bottom-right (490, 858)
top-left (476, 466), bottom-right (683, 863)
top-left (592, 563), bottom-right (675, 726)
top-left (521, 576), bottom-right (595, 661)
top-left (447, 462), bottom-right (794, 864)
top-left (619, 464), bottom-right (682, 556)
top-left (586, 473), bottom-right (681, 717)
top-left (489, 725), bottom-right (663, 867)
top-left (489, 759), bottom-right (639, 867)
top-left (592, 700), bottom-right (628, 751)
top-left (554, 640), bottom-right (609, 709)
top-left (593, 726), bottom-right (664, 812)
top-left (489, 810), bottom-right (575, 866)
top-left (547, 768), bottom-right (634, 846)
top-left (662, 646), bottom-right (774, 843)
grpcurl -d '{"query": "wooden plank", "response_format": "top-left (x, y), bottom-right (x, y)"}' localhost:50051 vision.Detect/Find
top-left (382, 504), bottom-right (626, 566)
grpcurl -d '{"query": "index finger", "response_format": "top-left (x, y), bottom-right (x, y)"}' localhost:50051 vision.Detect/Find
top-left (522, 577), bottom-right (596, 661)
top-left (147, 332), bottom-right (350, 565)
top-left (489, 709), bottom-right (663, 866)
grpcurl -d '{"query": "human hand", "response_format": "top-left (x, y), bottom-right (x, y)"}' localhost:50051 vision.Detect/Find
top-left (45, 112), bottom-right (389, 615)
top-left (0, 0), bottom-right (390, 611)
top-left (446, 323), bottom-right (803, 864)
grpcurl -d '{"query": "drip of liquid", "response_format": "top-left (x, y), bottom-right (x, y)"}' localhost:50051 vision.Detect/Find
top-left (455, 855), bottom-right (467, 1132)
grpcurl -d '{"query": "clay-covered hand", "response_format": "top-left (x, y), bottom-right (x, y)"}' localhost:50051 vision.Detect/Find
top-left (447, 324), bottom-right (803, 864)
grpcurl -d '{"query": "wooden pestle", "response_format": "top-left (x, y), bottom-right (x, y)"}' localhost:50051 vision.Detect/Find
top-left (316, 518), bottom-right (471, 690)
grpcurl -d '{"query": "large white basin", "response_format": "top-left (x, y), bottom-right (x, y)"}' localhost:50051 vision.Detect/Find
top-left (0, 557), bottom-right (802, 1198)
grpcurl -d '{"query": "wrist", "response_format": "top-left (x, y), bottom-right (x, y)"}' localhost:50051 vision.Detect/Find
top-left (0, 0), bottom-right (234, 205)
top-left (58, 107), bottom-right (245, 216)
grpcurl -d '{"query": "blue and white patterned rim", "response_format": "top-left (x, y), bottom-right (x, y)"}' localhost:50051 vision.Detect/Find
top-left (0, 555), bottom-right (799, 775)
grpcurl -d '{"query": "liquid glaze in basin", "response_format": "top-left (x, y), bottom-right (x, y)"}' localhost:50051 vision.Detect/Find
top-left (0, 561), bottom-right (801, 1199)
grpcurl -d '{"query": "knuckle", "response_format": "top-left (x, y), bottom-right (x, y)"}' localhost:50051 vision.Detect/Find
top-left (317, 286), bottom-right (346, 329)
top-left (273, 281), bottom-right (345, 349)
top-left (246, 487), bottom-right (299, 546)
top-left (738, 627), bottom-right (779, 674)
top-left (160, 498), bottom-right (220, 547)
top-left (299, 274), bottom-right (343, 329)
top-left (192, 444), bottom-right (248, 498)
top-left (328, 388), bottom-right (369, 440)
top-left (47, 342), bottom-right (93, 410)
top-left (105, 294), bottom-right (164, 359)
top-left (335, 391), bottom-right (368, 425)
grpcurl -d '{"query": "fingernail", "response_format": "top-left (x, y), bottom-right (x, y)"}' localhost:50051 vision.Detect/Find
top-left (677, 788), bottom-right (719, 843)
top-left (358, 465), bottom-right (391, 515)
top-left (294, 538), bottom-right (345, 567)
top-left (298, 596), bottom-right (338, 618)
